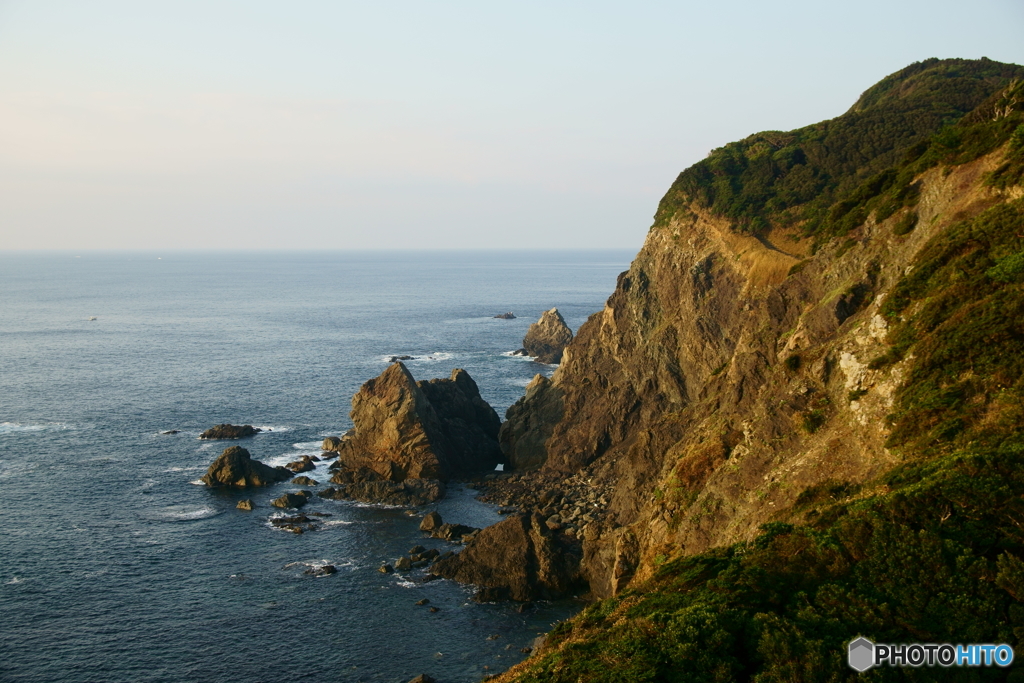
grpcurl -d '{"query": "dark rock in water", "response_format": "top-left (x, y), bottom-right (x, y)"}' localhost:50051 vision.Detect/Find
top-left (319, 364), bottom-right (502, 500)
top-left (427, 607), bottom-right (439, 613)
top-left (236, 499), bottom-right (255, 511)
top-left (419, 511), bottom-right (442, 531)
top-left (409, 545), bottom-right (426, 555)
top-left (493, 312), bottom-right (516, 319)
top-left (285, 456), bottom-right (316, 473)
top-left (290, 476), bottom-right (319, 486)
top-left (389, 355), bottom-right (414, 362)
top-left (408, 675), bottom-right (436, 683)
top-left (161, 430), bottom-right (180, 435)
top-left (395, 557), bottom-right (413, 571)
top-left (201, 446), bottom-right (292, 488)
top-left (473, 586), bottom-right (511, 603)
top-left (431, 513), bottom-right (582, 601)
top-left (418, 548), bottom-right (440, 561)
top-left (304, 564), bottom-right (336, 577)
top-left (499, 374), bottom-right (564, 472)
top-left (318, 479), bottom-right (445, 507)
top-left (415, 598), bottom-right (430, 606)
top-left (199, 424), bottom-right (261, 440)
top-left (430, 522), bottom-right (478, 543)
top-left (512, 348), bottom-right (529, 356)
top-left (421, 574), bottom-right (441, 583)
top-left (378, 564), bottom-right (394, 574)
top-left (270, 493), bottom-right (309, 509)
top-left (522, 308), bottom-right (573, 364)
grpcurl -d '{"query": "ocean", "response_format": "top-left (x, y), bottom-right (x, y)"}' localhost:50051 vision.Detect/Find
top-left (0, 250), bottom-right (633, 683)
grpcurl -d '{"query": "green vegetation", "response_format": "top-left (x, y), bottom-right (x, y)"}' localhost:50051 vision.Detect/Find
top-left (505, 61), bottom-right (1024, 683)
top-left (653, 59), bottom-right (1024, 245)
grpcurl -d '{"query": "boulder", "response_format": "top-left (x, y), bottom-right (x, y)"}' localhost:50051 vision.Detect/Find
top-left (270, 493), bottom-right (309, 509)
top-left (522, 308), bottom-right (573, 364)
top-left (201, 446), bottom-right (292, 487)
top-left (430, 513), bottom-right (582, 601)
top-left (319, 363), bottom-right (502, 500)
top-left (493, 312), bottom-right (516, 319)
top-left (430, 523), bottom-right (478, 543)
top-left (291, 476), bottom-right (319, 486)
top-left (395, 557), bottom-right (413, 571)
top-left (408, 676), bottom-right (436, 683)
top-left (161, 430), bottom-right (180, 435)
top-left (236, 499), bottom-right (255, 511)
top-left (419, 511), bottom-right (442, 532)
top-left (285, 456), bottom-right (316, 473)
top-left (304, 564), bottom-right (336, 577)
top-left (199, 424), bottom-right (261, 440)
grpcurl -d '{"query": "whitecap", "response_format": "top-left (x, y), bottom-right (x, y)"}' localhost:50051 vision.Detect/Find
top-left (321, 519), bottom-right (355, 527)
top-left (255, 425), bottom-right (290, 433)
top-left (6, 576), bottom-right (23, 585)
top-left (189, 479), bottom-right (206, 485)
top-left (163, 466), bottom-right (204, 473)
top-left (292, 441), bottom-right (324, 450)
top-left (0, 422), bottom-right (76, 434)
top-left (396, 579), bottom-right (418, 588)
top-left (160, 506), bottom-right (219, 521)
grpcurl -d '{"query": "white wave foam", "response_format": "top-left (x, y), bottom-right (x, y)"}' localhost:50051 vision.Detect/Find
top-left (292, 441), bottom-right (323, 450)
top-left (6, 576), bottom-right (23, 585)
top-left (321, 519), bottom-right (354, 527)
top-left (0, 422), bottom-right (77, 434)
top-left (396, 579), bottom-right (418, 588)
top-left (255, 425), bottom-right (290, 433)
top-left (189, 479), bottom-right (205, 486)
top-left (160, 506), bottom-right (219, 521)
top-left (163, 466), bottom-right (204, 473)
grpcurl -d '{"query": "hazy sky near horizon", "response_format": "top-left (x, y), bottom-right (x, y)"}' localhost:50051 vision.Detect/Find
top-left (1, 1), bottom-right (1022, 251)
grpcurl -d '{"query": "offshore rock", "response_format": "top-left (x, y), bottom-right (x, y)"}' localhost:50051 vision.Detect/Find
top-left (494, 312), bottom-right (516, 319)
top-left (430, 513), bottom-right (582, 601)
top-left (236, 499), bottom-right (255, 511)
top-left (522, 308), bottom-right (573, 364)
top-left (321, 363), bottom-right (501, 496)
top-left (270, 492), bottom-right (309, 509)
top-left (199, 424), bottom-right (261, 440)
top-left (419, 510), bottom-right (442, 531)
top-left (201, 446), bottom-right (291, 487)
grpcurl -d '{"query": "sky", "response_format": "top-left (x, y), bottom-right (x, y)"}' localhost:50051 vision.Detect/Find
top-left (0, 1), bottom-right (1022, 251)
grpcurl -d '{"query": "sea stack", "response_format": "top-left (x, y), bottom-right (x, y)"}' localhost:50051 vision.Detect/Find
top-left (320, 363), bottom-right (502, 503)
top-left (522, 308), bottom-right (573, 364)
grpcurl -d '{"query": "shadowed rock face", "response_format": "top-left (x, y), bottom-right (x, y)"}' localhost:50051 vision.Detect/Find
top-left (430, 513), bottom-right (582, 601)
top-left (201, 446), bottom-right (291, 487)
top-left (522, 308), bottom-right (573, 364)
top-left (499, 374), bottom-right (563, 471)
top-left (320, 363), bottom-right (501, 502)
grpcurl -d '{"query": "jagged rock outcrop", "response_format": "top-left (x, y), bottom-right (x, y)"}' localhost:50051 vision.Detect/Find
top-left (200, 446), bottom-right (291, 487)
top-left (498, 63), bottom-right (1024, 599)
top-left (199, 424), bottom-right (261, 439)
top-left (320, 363), bottom-right (501, 503)
top-left (522, 308), bottom-right (573, 363)
top-left (430, 513), bottom-right (582, 601)
top-left (498, 375), bottom-right (563, 471)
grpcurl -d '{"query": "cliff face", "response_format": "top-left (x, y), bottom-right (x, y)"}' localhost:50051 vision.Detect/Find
top-left (501, 59), bottom-right (1024, 599)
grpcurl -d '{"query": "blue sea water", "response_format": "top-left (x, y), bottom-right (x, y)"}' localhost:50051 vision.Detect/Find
top-left (0, 250), bottom-right (632, 683)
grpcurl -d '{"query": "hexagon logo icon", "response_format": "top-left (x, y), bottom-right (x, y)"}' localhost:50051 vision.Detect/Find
top-left (848, 637), bottom-right (875, 672)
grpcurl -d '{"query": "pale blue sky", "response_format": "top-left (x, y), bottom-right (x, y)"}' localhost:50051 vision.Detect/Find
top-left (0, 0), bottom-right (1021, 250)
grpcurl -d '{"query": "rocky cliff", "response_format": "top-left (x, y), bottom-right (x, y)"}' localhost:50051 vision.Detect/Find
top-left (483, 58), bottom-right (1024, 683)
top-left (496, 57), bottom-right (1024, 620)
